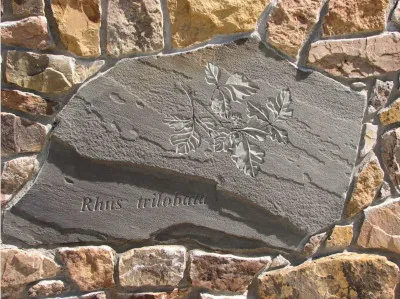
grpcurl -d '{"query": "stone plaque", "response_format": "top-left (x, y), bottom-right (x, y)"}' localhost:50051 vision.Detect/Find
top-left (3, 39), bottom-right (365, 250)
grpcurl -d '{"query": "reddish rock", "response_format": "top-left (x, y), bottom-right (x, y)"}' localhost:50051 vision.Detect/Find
top-left (12, 0), bottom-right (44, 16)
top-left (1, 112), bottom-right (47, 157)
top-left (1, 16), bottom-right (53, 50)
top-left (368, 79), bottom-right (393, 114)
top-left (302, 232), bottom-right (327, 257)
top-left (1, 89), bottom-right (56, 116)
top-left (58, 246), bottom-right (115, 291)
top-left (381, 128), bottom-right (400, 189)
top-left (358, 199), bottom-right (400, 254)
top-left (28, 280), bottom-right (66, 297)
top-left (308, 32), bottom-right (400, 78)
top-left (116, 289), bottom-right (188, 299)
top-left (189, 250), bottom-right (271, 292)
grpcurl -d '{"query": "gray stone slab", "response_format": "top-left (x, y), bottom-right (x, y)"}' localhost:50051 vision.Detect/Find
top-left (2, 39), bottom-right (366, 250)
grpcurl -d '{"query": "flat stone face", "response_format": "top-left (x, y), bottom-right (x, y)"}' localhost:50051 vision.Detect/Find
top-left (2, 39), bottom-right (365, 250)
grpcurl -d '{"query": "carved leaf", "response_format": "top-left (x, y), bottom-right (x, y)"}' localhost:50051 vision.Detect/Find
top-left (247, 101), bottom-right (275, 123)
top-left (272, 89), bottom-right (293, 122)
top-left (211, 128), bottom-right (233, 152)
top-left (163, 116), bottom-right (193, 131)
top-left (231, 134), bottom-right (265, 178)
top-left (211, 89), bottom-right (231, 119)
top-left (170, 129), bottom-right (201, 154)
top-left (270, 126), bottom-right (289, 144)
top-left (241, 118), bottom-right (271, 141)
top-left (199, 117), bottom-right (217, 131)
top-left (205, 63), bottom-right (221, 85)
top-left (222, 73), bottom-right (259, 102)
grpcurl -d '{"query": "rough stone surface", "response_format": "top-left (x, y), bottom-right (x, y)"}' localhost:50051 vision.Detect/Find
top-left (358, 199), bottom-right (400, 254)
top-left (116, 289), bottom-right (188, 299)
top-left (322, 0), bottom-right (389, 37)
top-left (1, 16), bottom-right (53, 50)
top-left (190, 250), bottom-right (271, 292)
top-left (346, 154), bottom-right (384, 217)
top-left (382, 128), bottom-right (400, 189)
top-left (392, 2), bottom-right (400, 26)
top-left (200, 294), bottom-right (246, 299)
top-left (58, 246), bottom-right (115, 291)
top-left (1, 156), bottom-right (39, 204)
top-left (12, 0), bottom-right (44, 16)
top-left (28, 280), bottom-right (66, 297)
top-left (360, 123), bottom-right (378, 157)
top-left (269, 255), bottom-right (290, 270)
top-left (5, 50), bottom-right (104, 94)
top-left (308, 32), bottom-right (400, 78)
top-left (168, 0), bottom-right (269, 48)
top-left (302, 232), bottom-right (327, 257)
top-left (1, 248), bottom-right (61, 297)
top-left (368, 79), bottom-right (394, 114)
top-left (52, 0), bottom-right (101, 57)
top-left (60, 292), bottom-right (107, 299)
top-left (267, 0), bottom-right (323, 57)
top-left (380, 97), bottom-right (400, 125)
top-left (1, 112), bottom-right (47, 157)
top-left (325, 224), bottom-right (353, 249)
top-left (3, 39), bottom-right (365, 250)
top-left (119, 245), bottom-right (186, 288)
top-left (1, 89), bottom-right (55, 116)
top-left (379, 181), bottom-right (392, 199)
top-left (257, 253), bottom-right (399, 299)
top-left (107, 0), bottom-right (163, 57)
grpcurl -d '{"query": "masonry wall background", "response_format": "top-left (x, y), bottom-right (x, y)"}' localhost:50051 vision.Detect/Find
top-left (1, 0), bottom-right (400, 298)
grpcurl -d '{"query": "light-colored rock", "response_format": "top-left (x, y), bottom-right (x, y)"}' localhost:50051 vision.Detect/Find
top-left (1, 89), bottom-right (55, 116)
top-left (117, 289), bottom-right (188, 299)
top-left (257, 253), bottom-right (399, 299)
top-left (368, 79), bottom-right (394, 114)
top-left (269, 255), bottom-right (290, 270)
top-left (322, 0), bottom-right (389, 37)
top-left (267, 0), bottom-right (324, 57)
top-left (200, 294), bottom-right (247, 299)
top-left (28, 280), bottom-right (66, 297)
top-left (302, 232), bottom-right (327, 257)
top-left (119, 245), bottom-right (186, 288)
top-left (12, 0), bottom-right (44, 16)
top-left (168, 0), bottom-right (269, 48)
top-left (308, 32), bottom-right (400, 78)
top-left (392, 2), bottom-right (400, 26)
top-left (1, 156), bottom-right (39, 203)
top-left (358, 199), bottom-right (400, 254)
top-left (1, 112), bottom-right (47, 157)
top-left (382, 128), bottom-right (400, 189)
top-left (379, 181), bottom-right (392, 199)
top-left (52, 0), bottom-right (101, 57)
top-left (350, 81), bottom-right (367, 90)
top-left (58, 246), bottom-right (115, 291)
top-left (6, 51), bottom-right (104, 94)
top-left (1, 249), bottom-right (61, 297)
top-left (380, 97), bottom-right (400, 125)
top-left (346, 155), bottom-right (384, 217)
top-left (190, 250), bottom-right (271, 292)
top-left (1, 16), bottom-right (53, 50)
top-left (326, 224), bottom-right (353, 248)
top-left (360, 123), bottom-right (378, 157)
top-left (107, 0), bottom-right (163, 56)
top-left (58, 291), bottom-right (107, 299)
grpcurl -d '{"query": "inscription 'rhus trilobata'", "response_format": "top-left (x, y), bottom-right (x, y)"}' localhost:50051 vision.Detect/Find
top-left (163, 64), bottom-right (294, 178)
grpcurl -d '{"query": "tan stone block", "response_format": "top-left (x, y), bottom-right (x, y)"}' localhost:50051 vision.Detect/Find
top-left (28, 280), bottom-right (66, 297)
top-left (326, 224), bottom-right (353, 248)
top-left (382, 128), bottom-right (400, 189)
top-left (380, 97), bottom-right (400, 125)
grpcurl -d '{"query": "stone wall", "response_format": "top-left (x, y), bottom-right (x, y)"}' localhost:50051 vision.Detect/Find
top-left (1, 0), bottom-right (400, 298)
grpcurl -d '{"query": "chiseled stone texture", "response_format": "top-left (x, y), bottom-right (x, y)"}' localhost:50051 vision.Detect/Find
top-left (257, 253), bottom-right (399, 299)
top-left (200, 294), bottom-right (246, 299)
top-left (119, 245), bottom-right (186, 288)
top-left (267, 0), bottom-right (323, 57)
top-left (360, 123), bottom-right (377, 157)
top-left (117, 289), bottom-right (188, 299)
top-left (1, 89), bottom-right (55, 116)
top-left (302, 232), bottom-right (326, 257)
top-left (1, 156), bottom-right (39, 205)
top-left (1, 112), bottom-right (47, 157)
top-left (52, 0), bottom-right (101, 57)
top-left (28, 280), bottom-right (66, 297)
top-left (107, 0), bottom-right (163, 57)
top-left (190, 250), bottom-right (271, 292)
top-left (168, 0), bottom-right (269, 48)
top-left (2, 39), bottom-right (365, 250)
top-left (346, 154), bottom-right (384, 217)
top-left (1, 16), bottom-right (53, 50)
top-left (358, 199), bottom-right (400, 254)
top-left (308, 32), bottom-right (400, 78)
top-left (382, 128), bottom-right (400, 189)
top-left (58, 246), bottom-right (115, 291)
top-left (1, 248), bottom-right (61, 298)
top-left (325, 224), bottom-right (353, 249)
top-left (12, 0), bottom-right (44, 16)
top-left (368, 79), bottom-right (394, 114)
top-left (322, 0), bottom-right (389, 37)
top-left (6, 51), bottom-right (104, 94)
top-left (59, 291), bottom-right (107, 299)
top-left (380, 97), bottom-right (400, 125)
